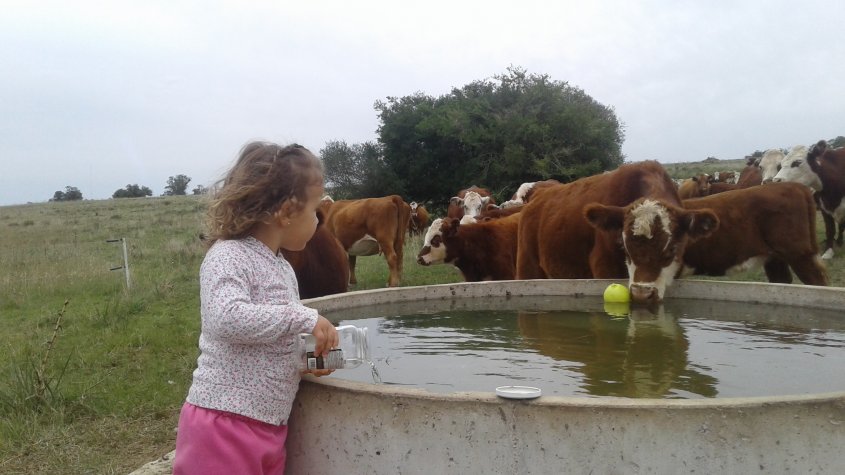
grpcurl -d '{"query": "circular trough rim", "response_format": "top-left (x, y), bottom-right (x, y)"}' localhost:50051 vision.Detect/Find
top-left (302, 278), bottom-right (845, 409)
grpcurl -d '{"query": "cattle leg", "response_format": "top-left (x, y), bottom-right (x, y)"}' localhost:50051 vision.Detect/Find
top-left (763, 258), bottom-right (792, 284)
top-left (820, 211), bottom-right (836, 259)
top-left (786, 254), bottom-right (829, 286)
top-left (348, 255), bottom-right (357, 285)
top-left (383, 248), bottom-right (401, 287)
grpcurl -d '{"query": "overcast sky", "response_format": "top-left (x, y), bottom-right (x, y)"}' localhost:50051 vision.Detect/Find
top-left (1, 1), bottom-right (843, 206)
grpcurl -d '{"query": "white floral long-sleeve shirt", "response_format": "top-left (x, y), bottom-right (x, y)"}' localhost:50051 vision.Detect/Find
top-left (186, 236), bottom-right (319, 425)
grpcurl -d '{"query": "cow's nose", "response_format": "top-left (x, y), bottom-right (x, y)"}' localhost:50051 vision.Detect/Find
top-left (417, 247), bottom-right (431, 265)
top-left (629, 284), bottom-right (659, 304)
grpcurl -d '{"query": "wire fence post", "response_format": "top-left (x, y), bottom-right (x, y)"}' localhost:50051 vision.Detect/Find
top-left (106, 238), bottom-right (131, 290)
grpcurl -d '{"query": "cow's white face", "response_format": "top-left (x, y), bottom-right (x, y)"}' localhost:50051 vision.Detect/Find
top-left (758, 149), bottom-right (785, 184)
top-left (417, 218), bottom-right (448, 265)
top-left (772, 146), bottom-right (821, 190)
top-left (459, 191), bottom-right (489, 218)
top-left (622, 200), bottom-right (682, 303)
top-left (585, 198), bottom-right (719, 305)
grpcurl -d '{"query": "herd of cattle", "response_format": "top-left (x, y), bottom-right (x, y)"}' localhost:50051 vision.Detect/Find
top-left (283, 139), bottom-right (843, 305)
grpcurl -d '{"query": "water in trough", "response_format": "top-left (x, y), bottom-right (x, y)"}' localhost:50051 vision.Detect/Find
top-left (324, 294), bottom-right (845, 398)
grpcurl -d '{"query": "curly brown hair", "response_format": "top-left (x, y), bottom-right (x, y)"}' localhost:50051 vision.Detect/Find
top-left (203, 142), bottom-right (323, 246)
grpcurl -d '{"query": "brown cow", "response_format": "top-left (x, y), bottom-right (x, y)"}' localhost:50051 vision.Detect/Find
top-left (447, 186), bottom-right (495, 220)
top-left (477, 203), bottom-right (523, 220)
top-left (680, 182), bottom-right (828, 285)
top-left (517, 161), bottom-right (711, 305)
top-left (408, 201), bottom-right (430, 236)
top-left (706, 182), bottom-right (739, 195)
top-left (677, 174), bottom-right (711, 199)
top-left (416, 212), bottom-right (521, 281)
top-left (281, 211), bottom-right (349, 299)
top-left (735, 164), bottom-right (762, 188)
top-left (320, 195), bottom-right (411, 287)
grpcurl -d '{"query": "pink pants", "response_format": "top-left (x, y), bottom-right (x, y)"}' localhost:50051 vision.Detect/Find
top-left (172, 402), bottom-right (288, 475)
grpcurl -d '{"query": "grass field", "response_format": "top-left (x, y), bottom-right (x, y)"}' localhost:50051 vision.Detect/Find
top-left (1, 190), bottom-right (843, 474)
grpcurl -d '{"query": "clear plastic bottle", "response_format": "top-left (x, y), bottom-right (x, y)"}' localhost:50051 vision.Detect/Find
top-left (299, 325), bottom-right (370, 370)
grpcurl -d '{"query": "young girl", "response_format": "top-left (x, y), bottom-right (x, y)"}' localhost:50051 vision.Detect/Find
top-left (173, 142), bottom-right (339, 475)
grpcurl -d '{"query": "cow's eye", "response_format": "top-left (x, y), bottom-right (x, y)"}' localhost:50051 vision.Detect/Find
top-left (791, 160), bottom-right (802, 168)
top-left (431, 235), bottom-right (442, 246)
top-left (776, 164), bottom-right (781, 171)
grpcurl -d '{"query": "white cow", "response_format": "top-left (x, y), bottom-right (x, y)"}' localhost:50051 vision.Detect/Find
top-left (758, 149), bottom-right (786, 184)
top-left (771, 145), bottom-right (822, 189)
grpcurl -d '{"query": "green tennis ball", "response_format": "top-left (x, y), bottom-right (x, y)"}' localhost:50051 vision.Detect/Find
top-left (603, 283), bottom-right (630, 303)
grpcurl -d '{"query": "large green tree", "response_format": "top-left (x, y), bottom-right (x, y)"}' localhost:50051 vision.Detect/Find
top-left (321, 140), bottom-right (402, 199)
top-left (163, 174), bottom-right (191, 196)
top-left (49, 186), bottom-right (83, 201)
top-left (373, 67), bottom-right (625, 204)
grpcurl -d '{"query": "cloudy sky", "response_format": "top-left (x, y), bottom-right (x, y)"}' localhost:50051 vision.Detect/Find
top-left (1, 1), bottom-right (843, 206)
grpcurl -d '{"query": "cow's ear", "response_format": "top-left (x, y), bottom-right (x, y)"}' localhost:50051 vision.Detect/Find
top-left (584, 203), bottom-right (626, 231)
top-left (450, 197), bottom-right (463, 206)
top-left (681, 209), bottom-right (719, 240)
top-left (809, 140), bottom-right (828, 160)
top-left (481, 196), bottom-right (490, 205)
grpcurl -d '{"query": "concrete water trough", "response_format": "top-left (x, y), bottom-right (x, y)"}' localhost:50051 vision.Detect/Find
top-left (133, 279), bottom-right (845, 474)
top-left (285, 279), bottom-right (845, 474)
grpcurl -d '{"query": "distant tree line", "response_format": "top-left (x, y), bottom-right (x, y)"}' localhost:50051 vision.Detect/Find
top-left (321, 66), bottom-right (625, 204)
top-left (49, 174), bottom-right (208, 202)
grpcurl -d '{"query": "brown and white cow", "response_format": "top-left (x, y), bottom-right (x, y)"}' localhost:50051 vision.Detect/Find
top-left (320, 195), bottom-right (411, 287)
top-left (584, 197), bottom-right (718, 305)
top-left (773, 140), bottom-right (845, 259)
top-left (408, 201), bottom-right (430, 236)
top-left (417, 212), bottom-right (521, 281)
top-left (499, 179), bottom-right (561, 208)
top-left (709, 171), bottom-right (738, 185)
top-left (680, 182), bottom-right (828, 285)
top-left (447, 186), bottom-right (495, 220)
top-left (518, 161), bottom-right (714, 305)
top-left (678, 174), bottom-right (711, 199)
top-left (281, 210), bottom-right (349, 299)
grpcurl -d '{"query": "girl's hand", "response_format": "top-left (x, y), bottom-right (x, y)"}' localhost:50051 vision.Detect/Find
top-left (311, 315), bottom-right (339, 357)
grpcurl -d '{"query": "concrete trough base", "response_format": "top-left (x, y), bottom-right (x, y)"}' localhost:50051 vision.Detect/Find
top-left (133, 279), bottom-right (845, 474)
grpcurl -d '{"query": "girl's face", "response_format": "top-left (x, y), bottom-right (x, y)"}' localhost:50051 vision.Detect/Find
top-left (278, 183), bottom-right (325, 252)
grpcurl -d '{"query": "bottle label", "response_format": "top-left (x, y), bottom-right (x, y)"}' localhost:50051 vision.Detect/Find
top-left (306, 348), bottom-right (346, 370)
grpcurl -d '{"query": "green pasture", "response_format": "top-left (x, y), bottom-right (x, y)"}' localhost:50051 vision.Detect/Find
top-left (0, 194), bottom-right (842, 473)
